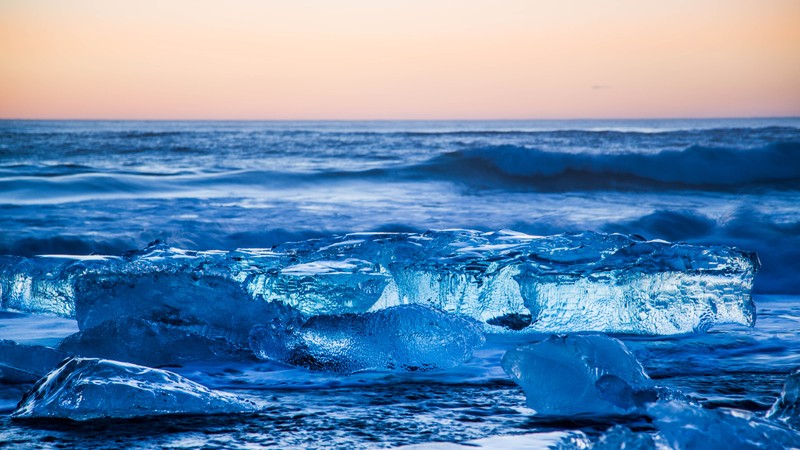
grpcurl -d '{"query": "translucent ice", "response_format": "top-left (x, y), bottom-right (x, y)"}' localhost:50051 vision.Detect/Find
top-left (0, 340), bottom-right (67, 384)
top-left (651, 401), bottom-right (800, 450)
top-left (766, 368), bottom-right (800, 429)
top-left (249, 304), bottom-right (485, 373)
top-left (12, 357), bottom-right (258, 420)
top-left (0, 254), bottom-right (113, 318)
top-left (515, 236), bottom-right (758, 335)
top-left (0, 231), bottom-right (759, 336)
top-left (501, 334), bottom-right (656, 416)
top-left (58, 316), bottom-right (252, 367)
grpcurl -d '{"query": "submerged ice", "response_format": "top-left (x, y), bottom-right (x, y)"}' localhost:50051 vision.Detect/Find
top-left (501, 334), bottom-right (656, 416)
top-left (249, 304), bottom-right (485, 373)
top-left (0, 230), bottom-right (758, 336)
top-left (12, 357), bottom-right (258, 420)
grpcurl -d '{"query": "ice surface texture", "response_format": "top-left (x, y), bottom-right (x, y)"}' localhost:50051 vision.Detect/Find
top-left (12, 357), bottom-right (257, 420)
top-left (766, 368), bottom-right (800, 429)
top-left (0, 230), bottom-right (758, 336)
top-left (502, 334), bottom-right (655, 416)
top-left (0, 340), bottom-right (67, 384)
top-left (249, 304), bottom-right (485, 373)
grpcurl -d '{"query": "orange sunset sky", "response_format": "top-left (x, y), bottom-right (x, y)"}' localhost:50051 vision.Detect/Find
top-left (1, 0), bottom-right (799, 120)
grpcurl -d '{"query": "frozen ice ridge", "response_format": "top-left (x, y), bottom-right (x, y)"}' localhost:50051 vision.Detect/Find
top-left (501, 334), bottom-right (656, 416)
top-left (766, 368), bottom-right (800, 429)
top-left (12, 357), bottom-right (258, 420)
top-left (0, 231), bottom-right (759, 336)
top-left (249, 304), bottom-right (485, 373)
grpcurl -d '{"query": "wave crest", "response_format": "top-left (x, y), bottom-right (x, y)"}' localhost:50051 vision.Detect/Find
top-left (414, 142), bottom-right (800, 190)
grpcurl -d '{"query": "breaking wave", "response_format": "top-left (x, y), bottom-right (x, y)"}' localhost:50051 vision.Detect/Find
top-left (413, 142), bottom-right (800, 191)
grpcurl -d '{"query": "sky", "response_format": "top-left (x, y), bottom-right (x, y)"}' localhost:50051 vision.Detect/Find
top-left (1, 0), bottom-right (799, 120)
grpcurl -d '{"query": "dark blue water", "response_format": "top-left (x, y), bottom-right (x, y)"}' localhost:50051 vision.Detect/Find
top-left (1, 119), bottom-right (799, 448)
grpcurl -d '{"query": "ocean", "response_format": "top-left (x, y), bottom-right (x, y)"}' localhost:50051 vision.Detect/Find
top-left (1, 119), bottom-right (799, 448)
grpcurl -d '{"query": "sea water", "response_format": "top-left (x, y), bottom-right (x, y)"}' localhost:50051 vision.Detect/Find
top-left (0, 119), bottom-right (798, 448)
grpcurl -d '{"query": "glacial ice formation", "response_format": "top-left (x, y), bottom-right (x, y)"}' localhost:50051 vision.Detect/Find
top-left (249, 304), bottom-right (485, 373)
top-left (501, 334), bottom-right (656, 416)
top-left (12, 357), bottom-right (258, 420)
top-left (766, 368), bottom-right (800, 429)
top-left (58, 316), bottom-right (252, 367)
top-left (0, 230), bottom-right (759, 336)
top-left (0, 340), bottom-right (67, 384)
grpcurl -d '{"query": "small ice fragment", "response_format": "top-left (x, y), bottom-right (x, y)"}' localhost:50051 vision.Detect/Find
top-left (501, 334), bottom-right (655, 416)
top-left (249, 304), bottom-right (485, 373)
top-left (12, 357), bottom-right (258, 420)
top-left (651, 401), bottom-right (800, 450)
top-left (766, 367), bottom-right (800, 429)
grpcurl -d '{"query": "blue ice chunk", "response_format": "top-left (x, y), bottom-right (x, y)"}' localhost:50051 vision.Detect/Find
top-left (0, 340), bottom-right (67, 384)
top-left (651, 401), bottom-right (800, 450)
top-left (0, 231), bottom-right (759, 336)
top-left (515, 235), bottom-right (758, 335)
top-left (57, 316), bottom-right (252, 367)
top-left (501, 334), bottom-right (656, 416)
top-left (12, 357), bottom-right (258, 420)
top-left (249, 304), bottom-right (485, 373)
top-left (766, 368), bottom-right (800, 429)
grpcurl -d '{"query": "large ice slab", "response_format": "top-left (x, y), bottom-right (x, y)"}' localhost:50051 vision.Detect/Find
top-left (501, 334), bottom-right (656, 416)
top-left (249, 304), bottom-right (485, 373)
top-left (12, 357), bottom-right (258, 420)
top-left (0, 231), bottom-right (758, 336)
top-left (58, 316), bottom-right (252, 367)
top-left (766, 368), bottom-right (800, 429)
top-left (0, 340), bottom-right (67, 384)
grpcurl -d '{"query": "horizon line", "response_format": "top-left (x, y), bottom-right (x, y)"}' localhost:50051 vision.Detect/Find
top-left (1, 115), bottom-right (799, 122)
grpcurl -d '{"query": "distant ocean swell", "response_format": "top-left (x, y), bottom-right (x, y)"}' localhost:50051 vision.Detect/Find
top-left (1, 142), bottom-right (799, 203)
top-left (413, 142), bottom-right (800, 190)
